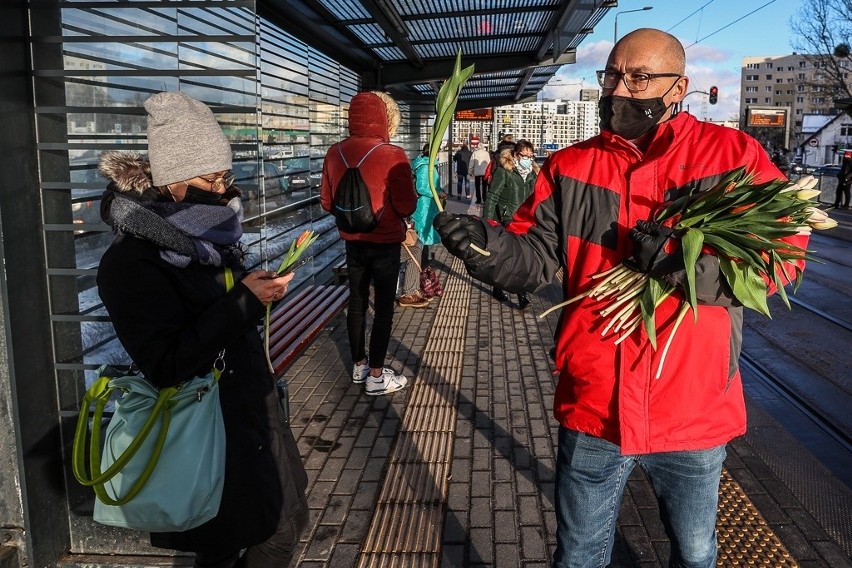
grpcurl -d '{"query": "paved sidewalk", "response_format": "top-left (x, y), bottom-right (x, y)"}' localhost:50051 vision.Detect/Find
top-left (282, 198), bottom-right (850, 568)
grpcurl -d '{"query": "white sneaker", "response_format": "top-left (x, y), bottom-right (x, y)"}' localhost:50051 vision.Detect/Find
top-left (365, 368), bottom-right (408, 396)
top-left (352, 361), bottom-right (369, 384)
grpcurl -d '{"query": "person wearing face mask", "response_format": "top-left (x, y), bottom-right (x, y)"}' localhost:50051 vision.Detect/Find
top-left (483, 139), bottom-right (539, 309)
top-left (432, 29), bottom-right (807, 568)
top-left (96, 91), bottom-right (309, 568)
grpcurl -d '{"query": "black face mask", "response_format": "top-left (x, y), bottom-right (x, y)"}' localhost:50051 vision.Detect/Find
top-left (183, 185), bottom-right (226, 205)
top-left (599, 95), bottom-right (671, 140)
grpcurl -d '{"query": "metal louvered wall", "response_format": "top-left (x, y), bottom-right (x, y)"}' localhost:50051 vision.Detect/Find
top-left (25, 0), bottom-right (371, 560)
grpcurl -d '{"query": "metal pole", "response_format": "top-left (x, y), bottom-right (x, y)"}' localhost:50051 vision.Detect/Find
top-left (613, 7), bottom-right (653, 43)
top-left (613, 14), bottom-right (618, 44)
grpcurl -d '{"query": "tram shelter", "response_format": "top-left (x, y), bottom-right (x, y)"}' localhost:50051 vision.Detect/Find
top-left (0, 1), bottom-right (614, 566)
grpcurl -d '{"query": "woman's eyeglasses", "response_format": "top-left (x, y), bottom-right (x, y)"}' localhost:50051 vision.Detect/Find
top-left (194, 171), bottom-right (235, 192)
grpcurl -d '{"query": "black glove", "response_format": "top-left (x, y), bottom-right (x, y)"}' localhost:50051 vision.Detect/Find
top-left (624, 220), bottom-right (683, 275)
top-left (433, 211), bottom-right (488, 262)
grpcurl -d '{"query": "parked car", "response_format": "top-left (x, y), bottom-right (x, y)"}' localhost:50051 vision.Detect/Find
top-left (788, 162), bottom-right (808, 174)
top-left (813, 164), bottom-right (841, 177)
top-left (69, 159), bottom-right (107, 230)
top-left (269, 156), bottom-right (319, 193)
top-left (281, 157), bottom-right (312, 193)
top-left (233, 160), bottom-right (286, 193)
top-left (232, 160), bottom-right (286, 216)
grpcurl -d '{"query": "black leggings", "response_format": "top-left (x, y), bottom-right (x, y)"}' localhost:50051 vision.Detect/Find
top-left (345, 241), bottom-right (401, 368)
top-left (835, 181), bottom-right (850, 208)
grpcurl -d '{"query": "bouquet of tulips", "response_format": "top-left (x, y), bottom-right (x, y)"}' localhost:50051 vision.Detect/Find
top-left (264, 230), bottom-right (318, 371)
top-left (540, 170), bottom-right (837, 378)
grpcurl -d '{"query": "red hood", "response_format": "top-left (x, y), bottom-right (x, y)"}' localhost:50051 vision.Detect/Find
top-left (348, 92), bottom-right (389, 141)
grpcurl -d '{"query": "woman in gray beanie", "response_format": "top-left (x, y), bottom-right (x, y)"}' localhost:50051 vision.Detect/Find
top-left (96, 91), bottom-right (309, 568)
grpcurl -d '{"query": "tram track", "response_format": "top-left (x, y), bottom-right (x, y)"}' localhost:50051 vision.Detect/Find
top-left (739, 238), bottom-right (852, 478)
top-left (739, 353), bottom-right (852, 455)
top-left (787, 295), bottom-right (852, 333)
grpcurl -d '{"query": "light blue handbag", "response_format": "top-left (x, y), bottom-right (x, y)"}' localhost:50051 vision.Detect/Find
top-left (72, 355), bottom-right (227, 532)
top-left (72, 269), bottom-right (233, 532)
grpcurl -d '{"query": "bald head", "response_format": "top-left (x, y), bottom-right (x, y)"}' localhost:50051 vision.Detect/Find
top-left (600, 28), bottom-right (689, 141)
top-left (610, 28), bottom-right (685, 75)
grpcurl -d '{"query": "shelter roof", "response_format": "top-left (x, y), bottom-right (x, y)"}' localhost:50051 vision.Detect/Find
top-left (261, 0), bottom-right (615, 109)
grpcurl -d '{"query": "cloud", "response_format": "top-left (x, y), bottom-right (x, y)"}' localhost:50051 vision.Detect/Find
top-left (548, 36), bottom-right (745, 122)
top-left (574, 40), bottom-right (613, 71)
top-left (543, 84), bottom-right (586, 101)
top-left (680, 64), bottom-right (742, 121)
top-left (682, 42), bottom-right (731, 64)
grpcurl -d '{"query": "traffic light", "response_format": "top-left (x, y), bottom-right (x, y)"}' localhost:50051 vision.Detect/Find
top-left (709, 86), bottom-right (718, 105)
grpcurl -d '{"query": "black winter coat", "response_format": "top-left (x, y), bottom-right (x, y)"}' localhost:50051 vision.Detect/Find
top-left (97, 233), bottom-right (308, 555)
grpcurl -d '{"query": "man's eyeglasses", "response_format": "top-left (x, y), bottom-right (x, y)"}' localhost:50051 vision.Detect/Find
top-left (596, 70), bottom-right (681, 93)
top-left (194, 171), bottom-right (235, 192)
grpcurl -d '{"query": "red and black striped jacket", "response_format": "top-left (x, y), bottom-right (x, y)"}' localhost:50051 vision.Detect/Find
top-left (467, 112), bottom-right (806, 454)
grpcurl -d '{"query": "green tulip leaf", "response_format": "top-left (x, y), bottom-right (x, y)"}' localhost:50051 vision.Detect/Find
top-left (768, 251), bottom-right (792, 310)
top-left (718, 258), bottom-right (771, 317)
top-left (680, 228), bottom-right (703, 319)
top-left (427, 49), bottom-right (475, 209)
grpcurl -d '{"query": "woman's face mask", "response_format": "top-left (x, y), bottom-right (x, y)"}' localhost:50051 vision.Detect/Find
top-left (517, 156), bottom-right (534, 169)
top-left (182, 184), bottom-right (226, 205)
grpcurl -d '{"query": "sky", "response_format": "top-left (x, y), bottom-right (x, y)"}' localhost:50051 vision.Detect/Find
top-left (543, 0), bottom-right (807, 122)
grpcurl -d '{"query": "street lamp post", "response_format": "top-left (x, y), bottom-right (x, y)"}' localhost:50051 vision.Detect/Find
top-left (613, 6), bottom-right (653, 44)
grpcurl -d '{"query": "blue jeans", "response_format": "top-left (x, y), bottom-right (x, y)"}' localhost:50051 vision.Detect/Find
top-left (456, 174), bottom-right (470, 196)
top-left (553, 427), bottom-right (725, 568)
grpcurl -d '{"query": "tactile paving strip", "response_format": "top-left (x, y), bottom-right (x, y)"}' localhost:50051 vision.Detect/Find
top-left (357, 257), bottom-right (471, 568)
top-left (717, 469), bottom-right (798, 567)
top-left (357, 259), bottom-right (802, 567)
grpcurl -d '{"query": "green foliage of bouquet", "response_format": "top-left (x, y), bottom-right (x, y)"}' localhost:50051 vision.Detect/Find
top-left (540, 171), bottom-right (837, 378)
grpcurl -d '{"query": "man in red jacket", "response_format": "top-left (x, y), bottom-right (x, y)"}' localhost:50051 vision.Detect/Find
top-left (434, 29), bottom-right (806, 567)
top-left (321, 91), bottom-right (417, 396)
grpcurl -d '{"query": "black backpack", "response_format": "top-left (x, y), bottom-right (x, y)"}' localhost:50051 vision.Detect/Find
top-left (332, 143), bottom-right (387, 233)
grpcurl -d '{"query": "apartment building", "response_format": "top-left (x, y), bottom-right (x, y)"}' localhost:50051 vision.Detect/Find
top-left (580, 88), bottom-right (601, 102)
top-left (490, 99), bottom-right (600, 152)
top-left (452, 97), bottom-right (600, 153)
top-left (740, 53), bottom-right (852, 149)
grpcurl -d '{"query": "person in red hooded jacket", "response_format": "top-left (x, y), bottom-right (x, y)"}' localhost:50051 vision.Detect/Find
top-left (320, 91), bottom-right (417, 396)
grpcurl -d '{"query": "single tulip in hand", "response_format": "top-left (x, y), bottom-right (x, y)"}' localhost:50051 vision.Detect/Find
top-left (433, 212), bottom-right (488, 263)
top-left (264, 230), bottom-right (318, 372)
top-left (276, 230), bottom-right (317, 274)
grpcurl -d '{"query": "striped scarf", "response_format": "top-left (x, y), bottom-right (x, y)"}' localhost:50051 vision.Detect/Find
top-left (103, 191), bottom-right (244, 268)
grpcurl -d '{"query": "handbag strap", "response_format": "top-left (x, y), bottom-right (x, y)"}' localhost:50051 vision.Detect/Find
top-left (72, 374), bottom-right (178, 487)
top-left (402, 242), bottom-right (423, 272)
top-left (72, 267), bottom-right (233, 503)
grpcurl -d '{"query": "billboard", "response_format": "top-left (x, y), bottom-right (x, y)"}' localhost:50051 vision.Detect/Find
top-left (454, 108), bottom-right (494, 121)
top-left (746, 108), bottom-right (786, 128)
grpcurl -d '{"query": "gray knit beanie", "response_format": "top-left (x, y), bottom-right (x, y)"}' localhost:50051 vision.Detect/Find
top-left (144, 92), bottom-right (232, 187)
